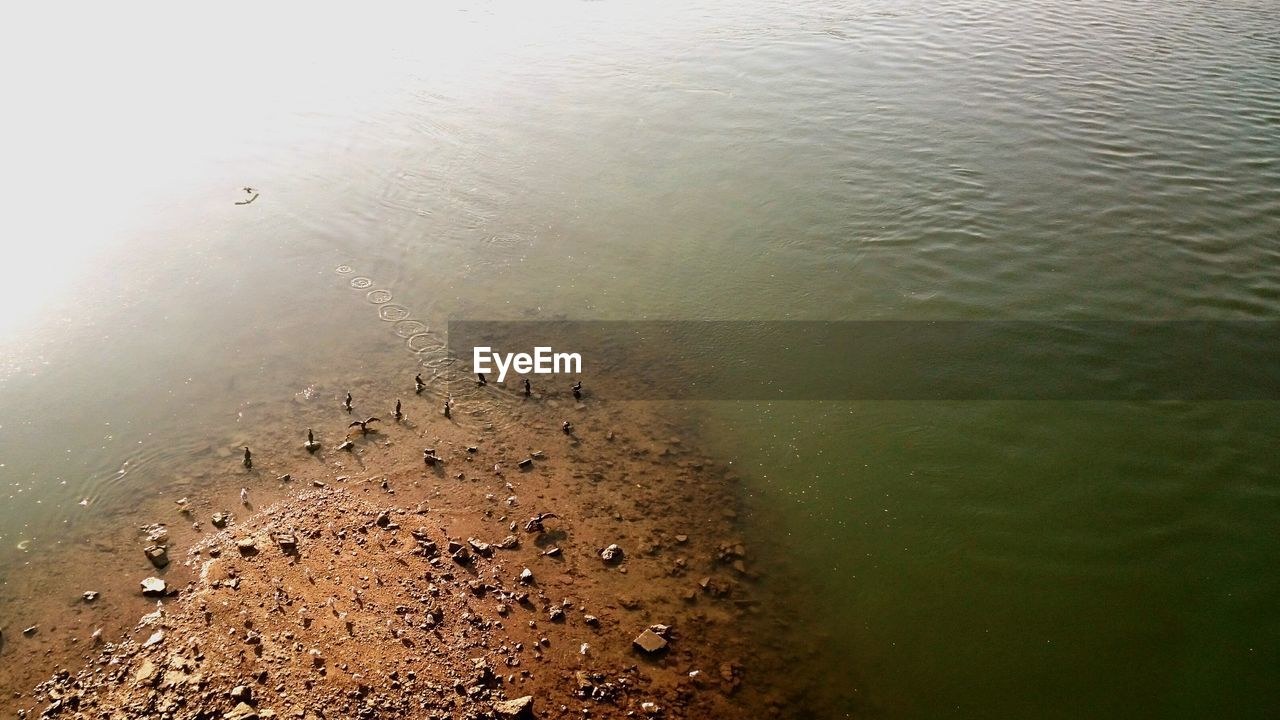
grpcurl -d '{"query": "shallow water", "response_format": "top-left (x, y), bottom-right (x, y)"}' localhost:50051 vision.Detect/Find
top-left (2, 0), bottom-right (1279, 717)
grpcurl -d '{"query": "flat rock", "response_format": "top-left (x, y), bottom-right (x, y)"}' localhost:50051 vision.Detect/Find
top-left (493, 695), bottom-right (534, 718)
top-left (224, 702), bottom-right (259, 720)
top-left (633, 628), bottom-right (668, 654)
top-left (141, 577), bottom-right (167, 596)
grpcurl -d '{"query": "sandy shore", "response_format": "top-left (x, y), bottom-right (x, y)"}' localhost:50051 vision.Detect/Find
top-left (4, 382), bottom-right (826, 719)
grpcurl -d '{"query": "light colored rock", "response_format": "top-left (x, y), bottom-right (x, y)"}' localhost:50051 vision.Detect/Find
top-left (493, 695), bottom-right (534, 718)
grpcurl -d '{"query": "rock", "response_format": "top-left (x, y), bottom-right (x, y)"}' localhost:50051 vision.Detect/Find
top-left (633, 628), bottom-right (668, 654)
top-left (134, 659), bottom-right (159, 686)
top-left (277, 474), bottom-right (291, 482)
top-left (540, 546), bottom-right (561, 557)
top-left (519, 568), bottom-right (533, 584)
top-left (517, 458), bottom-right (533, 470)
top-left (82, 591), bottom-right (99, 603)
top-left (144, 544), bottom-right (169, 568)
top-left (274, 532), bottom-right (298, 552)
top-left (237, 537), bottom-right (258, 554)
top-left (584, 614), bottom-right (599, 626)
top-left (641, 701), bottom-right (661, 715)
top-left (467, 538), bottom-right (493, 557)
top-left (600, 544), bottom-right (624, 563)
top-left (22, 625), bottom-right (38, 636)
top-left (338, 440), bottom-right (355, 451)
top-left (492, 695), bottom-right (534, 718)
top-left (211, 512), bottom-right (230, 528)
top-left (141, 577), bottom-right (167, 596)
top-left (548, 606), bottom-right (565, 622)
top-left (497, 535), bottom-right (520, 550)
top-left (675, 534), bottom-right (688, 544)
top-left (224, 702), bottom-right (259, 720)
top-left (375, 511), bottom-right (391, 528)
top-left (230, 685), bottom-right (253, 702)
top-left (145, 526), bottom-right (170, 545)
top-left (142, 629), bottom-right (164, 647)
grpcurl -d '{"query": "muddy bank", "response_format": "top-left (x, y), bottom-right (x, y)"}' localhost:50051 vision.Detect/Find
top-left (5, 380), bottom-right (842, 719)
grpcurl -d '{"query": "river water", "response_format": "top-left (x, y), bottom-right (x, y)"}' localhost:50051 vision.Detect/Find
top-left (1, 1), bottom-right (1278, 717)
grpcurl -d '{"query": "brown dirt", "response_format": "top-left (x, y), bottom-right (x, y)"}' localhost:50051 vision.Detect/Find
top-left (4, 388), bottom-right (829, 719)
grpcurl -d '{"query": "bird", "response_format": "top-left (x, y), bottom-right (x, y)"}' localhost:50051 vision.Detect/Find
top-left (304, 429), bottom-right (320, 453)
top-left (242, 447), bottom-right (252, 468)
top-left (348, 417), bottom-right (380, 435)
top-left (572, 380), bottom-right (582, 400)
top-left (443, 398), bottom-right (451, 419)
top-left (524, 512), bottom-right (559, 533)
top-left (393, 399), bottom-right (402, 421)
top-left (562, 421), bottom-right (573, 434)
top-left (524, 379), bottom-right (532, 397)
top-left (241, 488), bottom-right (250, 506)
top-left (476, 373), bottom-right (487, 386)
top-left (414, 374), bottom-right (425, 394)
top-left (343, 392), bottom-right (353, 412)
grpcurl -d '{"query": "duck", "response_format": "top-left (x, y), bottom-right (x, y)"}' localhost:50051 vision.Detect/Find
top-left (304, 429), bottom-right (320, 453)
top-left (524, 379), bottom-right (532, 396)
top-left (415, 374), bottom-right (425, 394)
top-left (562, 421), bottom-right (573, 434)
top-left (343, 392), bottom-right (353, 412)
top-left (393, 399), bottom-right (403, 421)
top-left (572, 381), bottom-right (582, 400)
top-left (443, 398), bottom-right (452, 419)
top-left (476, 373), bottom-right (487, 386)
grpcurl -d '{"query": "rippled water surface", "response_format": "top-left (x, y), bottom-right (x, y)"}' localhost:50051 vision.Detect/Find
top-left (2, 0), bottom-right (1278, 717)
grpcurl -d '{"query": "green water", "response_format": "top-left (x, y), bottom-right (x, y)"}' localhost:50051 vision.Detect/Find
top-left (2, 0), bottom-right (1278, 716)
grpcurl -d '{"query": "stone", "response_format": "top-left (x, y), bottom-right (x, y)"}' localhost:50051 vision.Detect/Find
top-left (82, 591), bottom-right (99, 603)
top-left (237, 537), bottom-right (258, 554)
top-left (600, 544), bottom-right (624, 563)
top-left (468, 538), bottom-right (493, 557)
top-left (493, 695), bottom-right (534, 718)
top-left (141, 577), bottom-right (167, 596)
top-left (338, 440), bottom-right (355, 451)
top-left (144, 544), bottom-right (169, 568)
top-left (548, 606), bottom-right (564, 622)
top-left (224, 702), bottom-right (259, 720)
top-left (274, 532), bottom-right (298, 552)
top-left (517, 458), bottom-right (533, 470)
top-left (142, 630), bottom-right (164, 647)
top-left (134, 659), bottom-right (159, 686)
top-left (211, 512), bottom-right (229, 529)
top-left (230, 685), bottom-right (253, 702)
top-left (633, 628), bottom-right (668, 654)
top-left (375, 511), bottom-right (392, 528)
top-left (584, 614), bottom-right (599, 626)
top-left (22, 625), bottom-right (38, 636)
top-left (675, 534), bottom-right (688, 544)
top-left (497, 535), bottom-right (520, 550)
top-left (519, 568), bottom-right (533, 584)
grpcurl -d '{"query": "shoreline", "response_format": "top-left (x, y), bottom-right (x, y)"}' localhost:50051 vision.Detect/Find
top-left (4, 380), bottom-right (830, 719)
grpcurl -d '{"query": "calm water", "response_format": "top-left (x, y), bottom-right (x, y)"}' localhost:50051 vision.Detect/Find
top-left (2, 0), bottom-right (1279, 717)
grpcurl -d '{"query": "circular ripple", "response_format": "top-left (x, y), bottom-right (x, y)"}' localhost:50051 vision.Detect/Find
top-left (378, 303), bottom-right (410, 321)
top-left (350, 277), bottom-right (373, 289)
top-left (407, 333), bottom-right (444, 353)
top-left (366, 289), bottom-right (393, 305)
top-left (394, 320), bottom-right (428, 338)
top-left (419, 354), bottom-right (459, 369)
top-left (335, 265), bottom-right (353, 274)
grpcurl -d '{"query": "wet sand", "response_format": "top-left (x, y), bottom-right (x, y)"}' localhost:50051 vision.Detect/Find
top-left (2, 369), bottom-right (850, 719)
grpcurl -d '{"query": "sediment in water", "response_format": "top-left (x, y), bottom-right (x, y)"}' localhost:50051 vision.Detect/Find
top-left (4, 378), bottom-right (838, 719)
